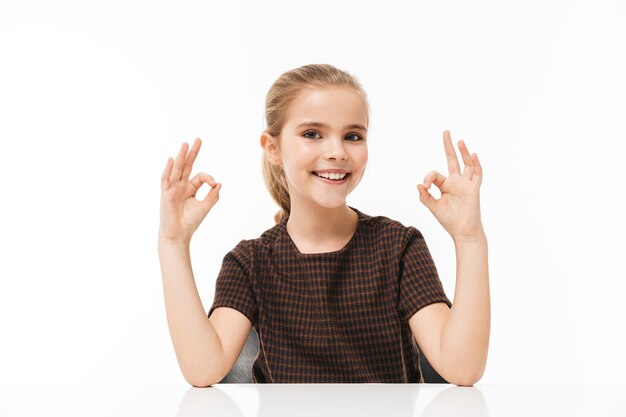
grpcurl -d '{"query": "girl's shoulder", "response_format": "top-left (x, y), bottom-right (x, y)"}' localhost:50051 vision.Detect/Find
top-left (352, 211), bottom-right (433, 267)
top-left (353, 208), bottom-right (433, 260)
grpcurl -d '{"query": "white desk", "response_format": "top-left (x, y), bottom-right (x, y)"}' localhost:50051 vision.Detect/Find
top-left (1, 384), bottom-right (625, 416)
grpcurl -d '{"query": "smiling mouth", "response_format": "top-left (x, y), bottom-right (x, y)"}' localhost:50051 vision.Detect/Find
top-left (313, 171), bottom-right (351, 181)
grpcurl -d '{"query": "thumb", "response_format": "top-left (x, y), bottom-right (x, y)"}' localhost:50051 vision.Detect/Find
top-left (417, 184), bottom-right (438, 215)
top-left (200, 182), bottom-right (221, 212)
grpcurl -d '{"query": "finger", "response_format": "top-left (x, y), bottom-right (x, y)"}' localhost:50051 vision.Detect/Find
top-left (417, 184), bottom-right (438, 215)
top-left (457, 140), bottom-right (473, 180)
top-left (181, 138), bottom-right (202, 181)
top-left (170, 142), bottom-right (189, 182)
top-left (471, 153), bottom-right (483, 185)
top-left (443, 130), bottom-right (461, 175)
top-left (189, 172), bottom-right (217, 194)
top-left (161, 157), bottom-right (174, 187)
top-left (423, 170), bottom-right (446, 191)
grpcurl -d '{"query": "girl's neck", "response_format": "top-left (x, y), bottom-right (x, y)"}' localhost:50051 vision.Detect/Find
top-left (286, 204), bottom-right (358, 254)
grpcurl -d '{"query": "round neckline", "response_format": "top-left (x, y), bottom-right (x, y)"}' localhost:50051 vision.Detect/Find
top-left (282, 207), bottom-right (365, 257)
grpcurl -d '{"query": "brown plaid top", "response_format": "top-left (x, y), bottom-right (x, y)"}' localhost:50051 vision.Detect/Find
top-left (208, 208), bottom-right (451, 383)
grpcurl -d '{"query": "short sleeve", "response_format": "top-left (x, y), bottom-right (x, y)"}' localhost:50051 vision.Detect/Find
top-left (208, 240), bottom-right (258, 326)
top-left (398, 227), bottom-right (451, 320)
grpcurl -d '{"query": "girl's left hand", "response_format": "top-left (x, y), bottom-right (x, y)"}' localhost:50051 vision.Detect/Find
top-left (417, 131), bottom-right (485, 242)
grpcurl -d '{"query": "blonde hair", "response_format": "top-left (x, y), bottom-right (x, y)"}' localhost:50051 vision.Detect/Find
top-left (262, 64), bottom-right (370, 223)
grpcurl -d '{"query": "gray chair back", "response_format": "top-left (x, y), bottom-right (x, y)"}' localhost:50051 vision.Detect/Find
top-left (219, 328), bottom-right (259, 383)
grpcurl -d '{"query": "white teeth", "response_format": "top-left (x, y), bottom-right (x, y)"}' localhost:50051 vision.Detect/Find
top-left (316, 172), bottom-right (347, 180)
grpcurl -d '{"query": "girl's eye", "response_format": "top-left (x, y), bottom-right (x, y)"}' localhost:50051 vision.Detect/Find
top-left (303, 131), bottom-right (321, 139)
top-left (345, 133), bottom-right (362, 141)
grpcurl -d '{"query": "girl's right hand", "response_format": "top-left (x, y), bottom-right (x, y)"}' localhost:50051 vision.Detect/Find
top-left (159, 138), bottom-right (221, 244)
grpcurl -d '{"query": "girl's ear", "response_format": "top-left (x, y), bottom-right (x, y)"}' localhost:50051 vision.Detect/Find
top-left (260, 132), bottom-right (281, 166)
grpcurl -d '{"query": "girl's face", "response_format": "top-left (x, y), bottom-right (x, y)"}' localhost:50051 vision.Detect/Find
top-left (273, 86), bottom-right (369, 211)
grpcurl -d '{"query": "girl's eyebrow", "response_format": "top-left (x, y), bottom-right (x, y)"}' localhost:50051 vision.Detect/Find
top-left (295, 121), bottom-right (368, 132)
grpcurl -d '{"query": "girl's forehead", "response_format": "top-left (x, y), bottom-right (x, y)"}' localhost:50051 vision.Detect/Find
top-left (286, 87), bottom-right (368, 127)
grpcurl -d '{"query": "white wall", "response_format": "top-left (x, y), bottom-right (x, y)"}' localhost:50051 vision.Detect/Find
top-left (0, 0), bottom-right (624, 386)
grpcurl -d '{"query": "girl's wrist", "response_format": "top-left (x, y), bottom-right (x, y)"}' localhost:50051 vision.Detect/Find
top-left (158, 234), bottom-right (192, 250)
top-left (452, 230), bottom-right (487, 246)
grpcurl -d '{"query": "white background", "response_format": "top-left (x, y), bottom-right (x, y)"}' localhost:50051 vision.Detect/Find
top-left (0, 0), bottom-right (625, 387)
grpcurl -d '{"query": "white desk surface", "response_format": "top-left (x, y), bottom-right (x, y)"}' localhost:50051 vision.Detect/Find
top-left (1, 383), bottom-right (625, 417)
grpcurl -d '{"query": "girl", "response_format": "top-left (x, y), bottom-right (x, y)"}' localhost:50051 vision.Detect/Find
top-left (159, 64), bottom-right (490, 386)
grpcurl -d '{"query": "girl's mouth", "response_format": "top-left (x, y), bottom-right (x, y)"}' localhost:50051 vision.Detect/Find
top-left (312, 171), bottom-right (351, 184)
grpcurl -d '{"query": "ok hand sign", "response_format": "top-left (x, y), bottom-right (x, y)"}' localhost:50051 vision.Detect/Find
top-left (159, 138), bottom-right (221, 244)
top-left (417, 131), bottom-right (485, 242)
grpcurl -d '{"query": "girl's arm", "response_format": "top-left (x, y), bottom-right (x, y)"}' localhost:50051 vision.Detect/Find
top-left (160, 240), bottom-right (251, 386)
top-left (409, 234), bottom-right (489, 386)
top-left (159, 139), bottom-right (250, 386)
top-left (410, 131), bottom-right (490, 386)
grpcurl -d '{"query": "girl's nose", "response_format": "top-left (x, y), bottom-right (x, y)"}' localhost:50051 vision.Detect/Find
top-left (324, 137), bottom-right (348, 161)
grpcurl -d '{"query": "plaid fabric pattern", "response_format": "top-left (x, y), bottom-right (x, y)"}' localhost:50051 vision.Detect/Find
top-left (208, 208), bottom-right (451, 383)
